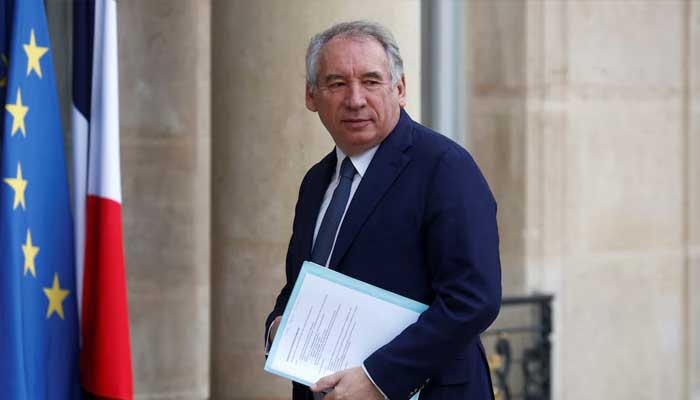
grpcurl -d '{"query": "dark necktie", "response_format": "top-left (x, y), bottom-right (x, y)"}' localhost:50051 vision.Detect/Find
top-left (311, 157), bottom-right (356, 267)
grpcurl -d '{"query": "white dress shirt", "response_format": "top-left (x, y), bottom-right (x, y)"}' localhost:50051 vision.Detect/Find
top-left (311, 145), bottom-right (387, 399)
top-left (312, 145), bottom-right (378, 266)
top-left (266, 145), bottom-right (379, 352)
top-left (267, 145), bottom-right (388, 399)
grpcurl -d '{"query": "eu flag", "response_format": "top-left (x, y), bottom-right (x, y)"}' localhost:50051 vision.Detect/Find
top-left (0, 0), bottom-right (81, 398)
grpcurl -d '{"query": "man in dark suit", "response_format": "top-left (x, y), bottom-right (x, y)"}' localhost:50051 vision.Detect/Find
top-left (265, 21), bottom-right (501, 400)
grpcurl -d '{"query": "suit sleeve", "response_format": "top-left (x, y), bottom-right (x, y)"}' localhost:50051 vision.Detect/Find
top-left (263, 171), bottom-right (311, 349)
top-left (363, 145), bottom-right (502, 398)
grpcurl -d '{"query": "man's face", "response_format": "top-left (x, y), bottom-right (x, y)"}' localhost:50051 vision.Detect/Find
top-left (306, 36), bottom-right (406, 156)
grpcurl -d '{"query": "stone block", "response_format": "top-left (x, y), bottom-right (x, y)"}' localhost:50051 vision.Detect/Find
top-left (119, 1), bottom-right (210, 138)
top-left (561, 253), bottom-right (684, 400)
top-left (691, 107), bottom-right (700, 249)
top-left (469, 100), bottom-right (527, 295)
top-left (468, 0), bottom-right (527, 91)
top-left (690, 0), bottom-right (700, 250)
top-left (564, 98), bottom-right (684, 254)
top-left (541, 0), bottom-right (568, 92)
top-left (129, 288), bottom-right (210, 399)
top-left (691, 255), bottom-right (700, 400)
top-left (567, 1), bottom-right (684, 90)
top-left (536, 108), bottom-right (568, 261)
top-left (121, 136), bottom-right (211, 398)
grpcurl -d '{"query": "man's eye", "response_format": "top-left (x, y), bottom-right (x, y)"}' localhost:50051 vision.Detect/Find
top-left (329, 82), bottom-right (345, 88)
top-left (364, 80), bottom-right (381, 86)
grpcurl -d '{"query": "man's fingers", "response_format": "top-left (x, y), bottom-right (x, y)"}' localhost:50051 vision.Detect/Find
top-left (311, 371), bottom-right (342, 392)
top-left (270, 316), bottom-right (282, 342)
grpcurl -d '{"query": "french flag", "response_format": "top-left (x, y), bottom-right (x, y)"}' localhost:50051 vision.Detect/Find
top-left (72, 0), bottom-right (133, 399)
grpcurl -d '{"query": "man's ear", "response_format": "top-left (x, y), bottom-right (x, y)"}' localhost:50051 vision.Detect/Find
top-left (305, 84), bottom-right (317, 112)
top-left (397, 74), bottom-right (407, 108)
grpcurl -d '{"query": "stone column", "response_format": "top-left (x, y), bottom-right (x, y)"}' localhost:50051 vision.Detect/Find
top-left (210, 1), bottom-right (420, 398)
top-left (522, 1), bottom-right (688, 399)
top-left (118, 1), bottom-right (211, 399)
top-left (463, 3), bottom-right (532, 395)
top-left (466, 0), bottom-right (528, 298)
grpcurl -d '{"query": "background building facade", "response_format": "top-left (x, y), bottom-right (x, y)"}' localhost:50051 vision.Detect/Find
top-left (46, 1), bottom-right (700, 399)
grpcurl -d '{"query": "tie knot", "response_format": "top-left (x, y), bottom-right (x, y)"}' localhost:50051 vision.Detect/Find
top-left (339, 157), bottom-right (356, 180)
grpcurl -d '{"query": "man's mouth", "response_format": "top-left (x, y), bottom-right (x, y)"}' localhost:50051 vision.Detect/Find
top-left (341, 118), bottom-right (372, 129)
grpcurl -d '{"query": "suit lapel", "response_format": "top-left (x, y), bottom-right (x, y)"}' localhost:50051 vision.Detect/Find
top-left (298, 151), bottom-right (336, 261)
top-left (329, 110), bottom-right (415, 270)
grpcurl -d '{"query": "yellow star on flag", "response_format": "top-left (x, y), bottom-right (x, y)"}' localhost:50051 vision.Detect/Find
top-left (22, 229), bottom-right (39, 277)
top-left (3, 162), bottom-right (28, 210)
top-left (23, 29), bottom-right (48, 78)
top-left (5, 88), bottom-right (29, 137)
top-left (44, 273), bottom-right (70, 320)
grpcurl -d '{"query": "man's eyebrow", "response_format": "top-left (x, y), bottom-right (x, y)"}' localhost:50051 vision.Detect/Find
top-left (323, 74), bottom-right (345, 83)
top-left (362, 71), bottom-right (385, 80)
top-left (322, 71), bottom-right (386, 84)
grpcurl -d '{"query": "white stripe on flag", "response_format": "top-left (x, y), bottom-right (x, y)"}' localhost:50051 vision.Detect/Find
top-left (71, 104), bottom-right (88, 326)
top-left (88, 0), bottom-right (121, 203)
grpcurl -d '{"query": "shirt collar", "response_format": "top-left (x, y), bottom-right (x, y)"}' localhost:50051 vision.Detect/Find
top-left (334, 145), bottom-right (379, 179)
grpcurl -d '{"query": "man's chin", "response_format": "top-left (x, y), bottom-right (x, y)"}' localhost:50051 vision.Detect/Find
top-left (340, 139), bottom-right (382, 156)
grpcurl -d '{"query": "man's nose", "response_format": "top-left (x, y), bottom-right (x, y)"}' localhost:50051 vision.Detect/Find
top-left (343, 83), bottom-right (366, 109)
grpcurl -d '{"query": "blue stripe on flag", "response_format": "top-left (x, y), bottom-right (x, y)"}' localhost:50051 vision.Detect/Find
top-left (72, 0), bottom-right (94, 119)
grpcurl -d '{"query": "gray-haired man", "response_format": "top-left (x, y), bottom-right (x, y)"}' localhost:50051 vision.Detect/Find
top-left (266, 21), bottom-right (501, 400)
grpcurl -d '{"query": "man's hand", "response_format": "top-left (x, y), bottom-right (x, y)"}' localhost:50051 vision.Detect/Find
top-left (310, 367), bottom-right (383, 400)
top-left (269, 316), bottom-right (282, 344)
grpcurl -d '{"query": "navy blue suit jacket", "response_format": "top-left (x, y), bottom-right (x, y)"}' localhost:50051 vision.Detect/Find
top-left (266, 110), bottom-right (501, 400)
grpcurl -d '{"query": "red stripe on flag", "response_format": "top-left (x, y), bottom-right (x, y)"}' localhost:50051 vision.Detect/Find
top-left (81, 195), bottom-right (133, 400)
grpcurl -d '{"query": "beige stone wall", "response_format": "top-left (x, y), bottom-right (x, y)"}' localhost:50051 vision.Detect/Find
top-left (688, 3), bottom-right (700, 399)
top-left (210, 1), bottom-right (420, 399)
top-left (467, 0), bottom-right (528, 298)
top-left (118, 1), bottom-right (211, 399)
top-left (514, 1), bottom-right (698, 399)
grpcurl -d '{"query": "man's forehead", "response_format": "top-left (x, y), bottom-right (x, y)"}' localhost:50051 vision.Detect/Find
top-left (318, 36), bottom-right (390, 75)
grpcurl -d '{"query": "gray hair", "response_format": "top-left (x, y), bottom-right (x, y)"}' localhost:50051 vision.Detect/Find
top-left (306, 20), bottom-right (404, 89)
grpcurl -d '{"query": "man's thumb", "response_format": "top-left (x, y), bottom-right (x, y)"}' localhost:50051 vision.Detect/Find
top-left (311, 372), bottom-right (341, 392)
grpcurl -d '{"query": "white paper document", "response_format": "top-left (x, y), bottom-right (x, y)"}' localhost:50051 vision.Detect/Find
top-left (265, 261), bottom-right (428, 394)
